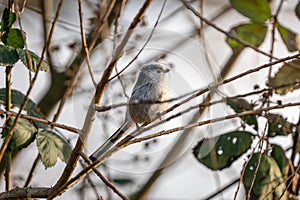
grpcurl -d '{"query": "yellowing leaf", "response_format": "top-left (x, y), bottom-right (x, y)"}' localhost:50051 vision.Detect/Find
top-left (277, 24), bottom-right (299, 52)
top-left (17, 49), bottom-right (50, 72)
top-left (243, 153), bottom-right (287, 199)
top-left (2, 117), bottom-right (37, 151)
top-left (37, 130), bottom-right (71, 168)
top-left (268, 59), bottom-right (300, 95)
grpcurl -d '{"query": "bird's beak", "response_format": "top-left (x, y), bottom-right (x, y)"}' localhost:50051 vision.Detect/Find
top-left (164, 67), bottom-right (170, 73)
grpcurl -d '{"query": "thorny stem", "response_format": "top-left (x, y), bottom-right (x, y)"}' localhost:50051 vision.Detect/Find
top-left (126, 103), bottom-right (300, 151)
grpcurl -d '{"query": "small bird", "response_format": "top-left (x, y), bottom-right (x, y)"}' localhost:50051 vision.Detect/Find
top-left (89, 62), bottom-right (170, 161)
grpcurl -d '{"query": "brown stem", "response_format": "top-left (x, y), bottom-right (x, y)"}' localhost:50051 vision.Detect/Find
top-left (24, 154), bottom-right (40, 187)
top-left (49, 1), bottom-right (153, 198)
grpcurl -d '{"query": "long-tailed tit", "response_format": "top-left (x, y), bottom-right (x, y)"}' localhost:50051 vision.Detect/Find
top-left (89, 62), bottom-right (170, 161)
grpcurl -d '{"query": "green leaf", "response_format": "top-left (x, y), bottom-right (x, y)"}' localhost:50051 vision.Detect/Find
top-left (0, 8), bottom-right (16, 31)
top-left (266, 113), bottom-right (294, 137)
top-left (0, 88), bottom-right (36, 111)
top-left (113, 178), bottom-right (135, 186)
top-left (0, 44), bottom-right (19, 65)
top-left (193, 131), bottom-right (253, 170)
top-left (296, 1), bottom-right (300, 20)
top-left (2, 117), bottom-right (37, 151)
top-left (271, 144), bottom-right (289, 177)
top-left (227, 98), bottom-right (258, 130)
top-left (17, 49), bottom-right (50, 72)
top-left (226, 23), bottom-right (268, 53)
top-left (230, 0), bottom-right (271, 23)
top-left (243, 153), bottom-right (287, 199)
top-left (277, 24), bottom-right (299, 52)
top-left (1, 29), bottom-right (26, 48)
top-left (36, 130), bottom-right (72, 168)
top-left (267, 59), bottom-right (300, 95)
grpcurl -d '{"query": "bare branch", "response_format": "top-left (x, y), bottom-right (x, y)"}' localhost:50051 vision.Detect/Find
top-left (49, 1), bottom-right (153, 198)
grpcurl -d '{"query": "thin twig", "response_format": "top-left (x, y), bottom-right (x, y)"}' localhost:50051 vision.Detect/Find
top-left (4, 153), bottom-right (11, 191)
top-left (233, 128), bottom-right (267, 200)
top-left (78, 0), bottom-right (97, 86)
top-left (49, 1), bottom-right (153, 198)
top-left (49, 53), bottom-right (300, 196)
top-left (120, 54), bottom-right (300, 145)
top-left (198, 0), bottom-right (218, 83)
top-left (205, 177), bottom-right (240, 200)
top-left (277, 163), bottom-right (300, 199)
top-left (79, 160), bottom-right (103, 200)
top-left (50, 0), bottom-right (117, 124)
top-left (246, 124), bottom-right (267, 200)
top-left (24, 154), bottom-right (40, 187)
top-left (126, 102), bottom-right (300, 148)
top-left (268, 0), bottom-right (284, 79)
top-left (181, 0), bottom-right (278, 60)
top-left (79, 151), bottom-right (128, 200)
top-left (109, 0), bottom-right (167, 81)
top-left (51, 100), bottom-right (300, 200)
top-left (0, 109), bottom-right (81, 134)
top-left (113, 0), bottom-right (129, 99)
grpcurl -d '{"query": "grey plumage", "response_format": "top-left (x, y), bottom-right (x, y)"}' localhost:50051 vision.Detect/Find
top-left (89, 62), bottom-right (170, 161)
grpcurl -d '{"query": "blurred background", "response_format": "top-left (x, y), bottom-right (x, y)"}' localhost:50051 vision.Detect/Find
top-left (0, 0), bottom-right (299, 199)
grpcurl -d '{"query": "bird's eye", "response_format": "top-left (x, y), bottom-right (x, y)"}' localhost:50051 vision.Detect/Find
top-left (156, 69), bottom-right (162, 73)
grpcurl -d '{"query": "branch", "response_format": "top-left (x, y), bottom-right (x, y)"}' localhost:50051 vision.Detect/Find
top-left (79, 151), bottom-right (128, 200)
top-left (181, 0), bottom-right (278, 60)
top-left (0, 187), bottom-right (52, 200)
top-left (204, 177), bottom-right (240, 200)
top-left (49, 1), bottom-right (153, 198)
top-left (126, 101), bottom-right (300, 145)
top-left (132, 30), bottom-right (239, 199)
top-left (0, 109), bottom-right (81, 134)
top-left (78, 0), bottom-right (97, 86)
top-left (45, 52), bottom-right (300, 199)
top-left (23, 154), bottom-right (40, 187)
top-left (49, 0), bottom-right (117, 122)
top-left (47, 100), bottom-right (300, 200)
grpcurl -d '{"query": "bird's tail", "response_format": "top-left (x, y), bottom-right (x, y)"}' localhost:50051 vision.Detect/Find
top-left (89, 121), bottom-right (133, 161)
